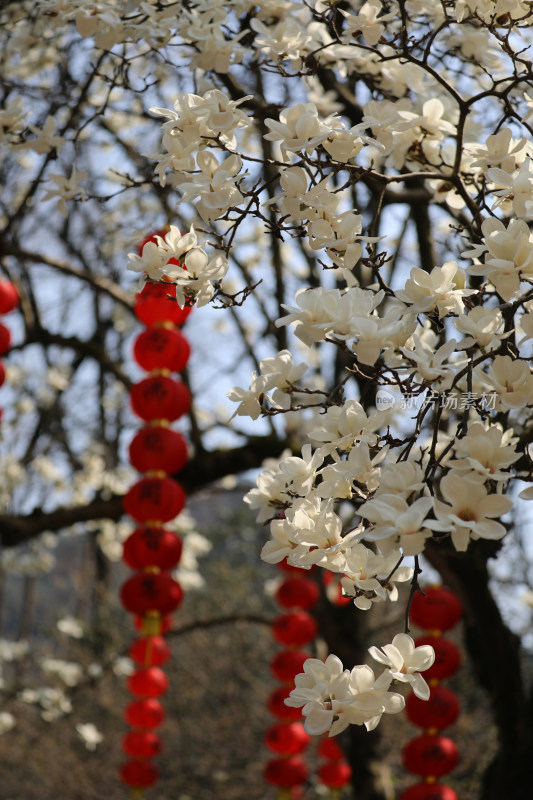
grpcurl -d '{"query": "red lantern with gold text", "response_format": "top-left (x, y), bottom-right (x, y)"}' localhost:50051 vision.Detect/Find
top-left (401, 587), bottom-right (462, 800)
top-left (120, 238), bottom-right (193, 794)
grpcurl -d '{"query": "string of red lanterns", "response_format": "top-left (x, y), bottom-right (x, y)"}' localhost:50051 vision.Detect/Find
top-left (119, 233), bottom-right (192, 795)
top-left (401, 586), bottom-right (463, 800)
top-left (0, 280), bottom-right (20, 419)
top-left (263, 562), bottom-right (319, 797)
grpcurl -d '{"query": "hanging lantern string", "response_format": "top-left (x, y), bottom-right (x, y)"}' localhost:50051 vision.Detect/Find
top-left (400, 585), bottom-right (463, 800)
top-left (119, 234), bottom-right (193, 796)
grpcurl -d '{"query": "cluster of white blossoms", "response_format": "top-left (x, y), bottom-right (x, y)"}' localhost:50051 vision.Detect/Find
top-left (286, 634), bottom-right (434, 736)
top-left (127, 224), bottom-right (228, 307)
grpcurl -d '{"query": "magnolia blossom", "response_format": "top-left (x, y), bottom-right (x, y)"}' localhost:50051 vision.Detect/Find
top-left (179, 151), bottom-right (244, 223)
top-left (264, 102), bottom-right (330, 159)
top-left (359, 495), bottom-right (435, 556)
top-left (17, 115), bottom-right (65, 154)
top-left (227, 371), bottom-right (269, 420)
top-left (454, 307), bottom-right (506, 350)
top-left (308, 400), bottom-right (380, 455)
top-left (430, 473), bottom-right (512, 552)
top-left (399, 336), bottom-right (458, 387)
top-left (340, 545), bottom-right (413, 610)
top-left (258, 349), bottom-right (309, 409)
top-left (368, 634), bottom-right (435, 700)
top-left (285, 654), bottom-right (404, 736)
top-left (488, 158), bottom-right (533, 219)
top-left (395, 262), bottom-right (472, 318)
top-left (486, 355), bottom-right (533, 410)
top-left (448, 422), bottom-right (519, 481)
top-left (465, 218), bottom-right (533, 301)
top-left (340, 1), bottom-right (396, 46)
top-left (317, 442), bottom-right (386, 499)
top-left (0, 712), bottom-right (15, 736)
top-left (76, 722), bottom-right (103, 751)
top-left (41, 167), bottom-right (88, 217)
top-left (278, 444), bottom-right (324, 495)
top-left (468, 128), bottom-right (527, 173)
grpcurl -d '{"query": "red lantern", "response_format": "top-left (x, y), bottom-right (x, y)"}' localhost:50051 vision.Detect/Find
top-left (124, 699), bottom-right (166, 729)
top-left (270, 650), bottom-right (310, 683)
top-left (120, 760), bottom-right (159, 788)
top-left (123, 477), bottom-right (186, 523)
top-left (414, 637), bottom-right (461, 681)
top-left (318, 761), bottom-right (352, 788)
top-left (317, 736), bottom-right (346, 761)
top-left (122, 731), bottom-right (161, 758)
top-left (275, 578), bottom-right (320, 610)
top-left (0, 281), bottom-right (19, 314)
top-left (129, 427), bottom-right (188, 475)
top-left (402, 734), bottom-right (458, 777)
top-left (0, 324), bottom-right (11, 355)
top-left (134, 281), bottom-right (192, 327)
top-left (267, 687), bottom-right (303, 721)
top-left (400, 784), bottom-right (458, 800)
top-left (130, 375), bottom-right (191, 422)
top-left (263, 757), bottom-right (308, 788)
top-left (272, 612), bottom-right (318, 646)
top-left (129, 636), bottom-right (171, 667)
top-left (133, 326), bottom-right (190, 373)
top-left (264, 722), bottom-right (310, 755)
top-left (123, 527), bottom-right (183, 570)
top-left (127, 667), bottom-right (169, 698)
top-left (406, 687), bottom-right (460, 731)
top-left (120, 573), bottom-right (183, 616)
top-left (409, 587), bottom-right (463, 632)
top-left (0, 361), bottom-right (5, 388)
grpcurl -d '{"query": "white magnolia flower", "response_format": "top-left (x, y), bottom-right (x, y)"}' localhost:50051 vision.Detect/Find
top-left (41, 658), bottom-right (83, 687)
top-left (227, 372), bottom-right (269, 420)
top-left (340, 545), bottom-right (413, 610)
top-left (340, 0), bottom-right (396, 46)
top-left (56, 616), bottom-right (84, 639)
top-left (360, 495), bottom-right (435, 556)
top-left (76, 723), bottom-right (103, 751)
top-left (448, 422), bottom-right (519, 481)
top-left (465, 218), bottom-right (533, 301)
top-left (285, 654), bottom-right (404, 736)
top-left (179, 151), bottom-right (244, 223)
top-left (17, 115), bottom-right (65, 154)
top-left (430, 473), bottom-right (512, 551)
top-left (41, 167), bottom-right (88, 217)
top-left (399, 336), bottom-right (457, 387)
top-left (454, 307), bottom-right (506, 350)
top-left (395, 262), bottom-right (472, 318)
top-left (488, 158), bottom-right (533, 219)
top-left (0, 712), bottom-right (15, 735)
top-left (368, 633), bottom-right (435, 700)
top-left (486, 355), bottom-right (533, 410)
top-left (278, 444), bottom-right (324, 495)
top-left (308, 400), bottom-right (380, 455)
top-left (264, 102), bottom-right (330, 159)
top-left (468, 128), bottom-right (527, 173)
top-left (259, 350), bottom-right (308, 409)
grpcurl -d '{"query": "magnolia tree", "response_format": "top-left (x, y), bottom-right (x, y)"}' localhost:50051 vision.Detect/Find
top-left (3, 0), bottom-right (533, 798)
